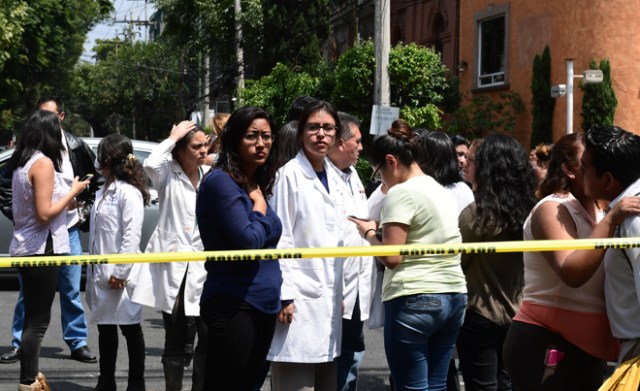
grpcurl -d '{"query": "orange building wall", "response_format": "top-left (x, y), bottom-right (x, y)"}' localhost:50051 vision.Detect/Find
top-left (459, 0), bottom-right (640, 147)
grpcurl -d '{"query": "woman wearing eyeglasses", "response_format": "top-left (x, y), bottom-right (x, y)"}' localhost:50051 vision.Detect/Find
top-left (195, 106), bottom-right (282, 390)
top-left (350, 119), bottom-right (467, 391)
top-left (267, 100), bottom-right (347, 391)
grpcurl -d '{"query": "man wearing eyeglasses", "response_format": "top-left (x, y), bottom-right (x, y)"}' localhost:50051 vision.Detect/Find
top-left (328, 112), bottom-right (373, 391)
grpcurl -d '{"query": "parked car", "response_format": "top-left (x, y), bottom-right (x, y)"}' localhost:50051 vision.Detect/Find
top-left (0, 137), bottom-right (161, 287)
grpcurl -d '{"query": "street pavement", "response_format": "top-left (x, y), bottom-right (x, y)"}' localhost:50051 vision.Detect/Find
top-left (0, 291), bottom-right (393, 390)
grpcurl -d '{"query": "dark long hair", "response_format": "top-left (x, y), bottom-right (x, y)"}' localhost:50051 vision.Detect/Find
top-left (369, 119), bottom-right (423, 167)
top-left (420, 131), bottom-right (463, 186)
top-left (216, 106), bottom-right (278, 198)
top-left (474, 134), bottom-right (537, 234)
top-left (272, 120), bottom-right (299, 170)
top-left (9, 110), bottom-right (64, 172)
top-left (538, 133), bottom-right (584, 199)
top-left (97, 134), bottom-right (150, 206)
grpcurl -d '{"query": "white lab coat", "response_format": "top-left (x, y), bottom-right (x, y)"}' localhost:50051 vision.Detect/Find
top-left (267, 151), bottom-right (346, 363)
top-left (329, 162), bottom-right (373, 322)
top-left (86, 180), bottom-right (144, 325)
top-left (131, 138), bottom-right (207, 317)
top-left (367, 183), bottom-right (387, 329)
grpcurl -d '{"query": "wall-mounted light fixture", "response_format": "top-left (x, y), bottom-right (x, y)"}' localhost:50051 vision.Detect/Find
top-left (458, 60), bottom-right (468, 72)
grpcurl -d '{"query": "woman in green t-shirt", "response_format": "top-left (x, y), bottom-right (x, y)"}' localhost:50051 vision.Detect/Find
top-left (350, 119), bottom-right (467, 391)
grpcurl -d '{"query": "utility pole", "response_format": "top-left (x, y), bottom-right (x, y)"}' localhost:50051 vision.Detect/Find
top-left (203, 55), bottom-right (210, 124)
top-left (374, 0), bottom-right (390, 106)
top-left (235, 0), bottom-right (245, 102)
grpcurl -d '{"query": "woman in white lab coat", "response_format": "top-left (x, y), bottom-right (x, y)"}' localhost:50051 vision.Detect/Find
top-left (87, 134), bottom-right (149, 391)
top-left (268, 100), bottom-right (347, 391)
top-left (131, 121), bottom-right (208, 391)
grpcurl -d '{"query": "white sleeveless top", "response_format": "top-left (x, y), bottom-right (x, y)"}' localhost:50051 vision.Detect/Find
top-left (522, 192), bottom-right (605, 312)
top-left (10, 152), bottom-right (70, 256)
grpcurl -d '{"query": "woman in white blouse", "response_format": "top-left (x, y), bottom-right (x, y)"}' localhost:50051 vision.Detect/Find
top-left (87, 134), bottom-right (150, 391)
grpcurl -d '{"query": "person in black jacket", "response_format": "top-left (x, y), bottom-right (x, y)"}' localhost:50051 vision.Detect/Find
top-left (0, 96), bottom-right (99, 365)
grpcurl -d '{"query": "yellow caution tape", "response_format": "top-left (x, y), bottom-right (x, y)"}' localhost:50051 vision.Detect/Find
top-left (1, 237), bottom-right (640, 268)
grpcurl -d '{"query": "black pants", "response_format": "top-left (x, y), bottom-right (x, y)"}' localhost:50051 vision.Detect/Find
top-left (503, 320), bottom-right (605, 391)
top-left (201, 296), bottom-right (276, 391)
top-left (457, 311), bottom-right (513, 391)
top-left (18, 265), bottom-right (59, 385)
top-left (97, 324), bottom-right (146, 389)
top-left (162, 278), bottom-right (207, 359)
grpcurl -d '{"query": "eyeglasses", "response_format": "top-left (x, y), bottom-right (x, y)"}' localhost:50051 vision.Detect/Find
top-left (305, 122), bottom-right (337, 135)
top-left (243, 132), bottom-right (274, 143)
top-left (370, 163), bottom-right (385, 182)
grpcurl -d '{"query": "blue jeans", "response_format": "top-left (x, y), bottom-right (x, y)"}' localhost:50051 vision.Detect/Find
top-left (384, 293), bottom-right (467, 391)
top-left (12, 227), bottom-right (89, 351)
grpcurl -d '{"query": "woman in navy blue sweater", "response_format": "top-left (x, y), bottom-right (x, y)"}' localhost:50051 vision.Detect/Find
top-left (196, 106), bottom-right (282, 390)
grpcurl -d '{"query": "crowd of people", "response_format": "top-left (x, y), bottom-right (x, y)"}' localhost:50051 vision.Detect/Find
top-left (3, 94), bottom-right (640, 391)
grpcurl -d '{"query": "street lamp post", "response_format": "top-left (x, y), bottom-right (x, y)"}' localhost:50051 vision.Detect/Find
top-left (566, 59), bottom-right (574, 134)
top-left (551, 59), bottom-right (604, 134)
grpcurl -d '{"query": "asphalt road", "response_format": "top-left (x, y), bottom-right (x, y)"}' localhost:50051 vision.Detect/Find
top-left (0, 291), bottom-right (393, 390)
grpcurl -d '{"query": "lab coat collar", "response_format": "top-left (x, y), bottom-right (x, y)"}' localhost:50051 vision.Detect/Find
top-left (295, 150), bottom-right (337, 197)
top-left (169, 160), bottom-right (203, 191)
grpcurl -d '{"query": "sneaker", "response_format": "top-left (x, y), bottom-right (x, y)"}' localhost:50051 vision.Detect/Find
top-left (0, 347), bottom-right (19, 364)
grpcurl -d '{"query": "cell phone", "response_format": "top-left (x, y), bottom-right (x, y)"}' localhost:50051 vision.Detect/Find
top-left (348, 215), bottom-right (370, 221)
top-left (80, 173), bottom-right (94, 181)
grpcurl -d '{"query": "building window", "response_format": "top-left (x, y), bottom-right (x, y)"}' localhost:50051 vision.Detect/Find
top-left (475, 5), bottom-right (508, 88)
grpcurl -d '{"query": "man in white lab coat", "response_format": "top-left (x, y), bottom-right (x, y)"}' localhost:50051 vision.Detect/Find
top-left (328, 112), bottom-right (373, 391)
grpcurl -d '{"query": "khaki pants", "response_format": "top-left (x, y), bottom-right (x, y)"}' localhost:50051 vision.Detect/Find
top-left (270, 361), bottom-right (337, 391)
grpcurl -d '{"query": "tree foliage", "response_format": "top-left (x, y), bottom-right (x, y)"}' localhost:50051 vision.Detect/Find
top-left (581, 58), bottom-right (617, 131)
top-left (530, 46), bottom-right (554, 147)
top-left (0, 0), bottom-right (112, 144)
top-left (258, 0), bottom-right (331, 77)
top-left (70, 38), bottom-right (193, 141)
top-left (448, 92), bottom-right (524, 138)
top-left (239, 63), bottom-right (322, 127)
top-left (330, 41), bottom-right (449, 129)
top-left (0, 0), bottom-right (29, 72)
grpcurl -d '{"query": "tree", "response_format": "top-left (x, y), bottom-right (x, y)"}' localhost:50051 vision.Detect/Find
top-left (258, 0), bottom-right (331, 77)
top-left (239, 63), bottom-right (322, 127)
top-left (0, 0), bottom-right (29, 73)
top-left (530, 46), bottom-right (554, 147)
top-left (0, 0), bottom-right (112, 144)
top-left (331, 41), bottom-right (449, 129)
top-left (448, 92), bottom-right (525, 138)
top-left (155, 0), bottom-right (265, 111)
top-left (581, 58), bottom-right (617, 131)
top-left (70, 38), bottom-right (193, 141)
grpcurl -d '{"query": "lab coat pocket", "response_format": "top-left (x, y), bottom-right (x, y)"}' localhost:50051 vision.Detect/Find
top-left (291, 263), bottom-right (324, 300)
top-left (149, 228), bottom-right (181, 253)
top-left (92, 265), bottom-right (112, 290)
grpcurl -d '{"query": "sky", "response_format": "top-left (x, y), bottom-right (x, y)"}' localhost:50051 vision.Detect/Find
top-left (81, 0), bottom-right (157, 63)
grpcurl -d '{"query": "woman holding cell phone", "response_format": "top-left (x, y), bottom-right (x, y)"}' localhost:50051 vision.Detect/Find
top-left (349, 119), bottom-right (467, 391)
top-left (9, 110), bottom-right (91, 391)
